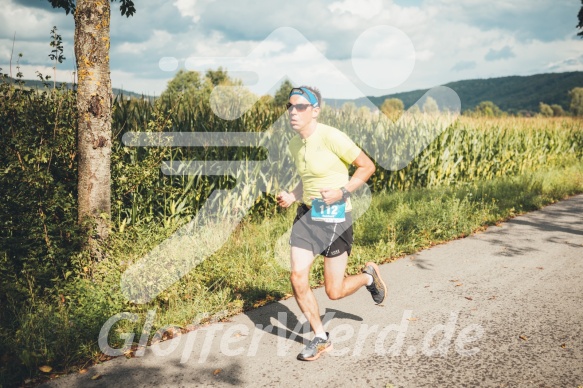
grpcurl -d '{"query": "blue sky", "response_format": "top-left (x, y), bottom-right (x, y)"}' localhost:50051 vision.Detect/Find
top-left (0, 0), bottom-right (581, 99)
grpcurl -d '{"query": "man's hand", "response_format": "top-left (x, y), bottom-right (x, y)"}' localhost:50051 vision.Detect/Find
top-left (319, 188), bottom-right (343, 205)
top-left (276, 191), bottom-right (296, 208)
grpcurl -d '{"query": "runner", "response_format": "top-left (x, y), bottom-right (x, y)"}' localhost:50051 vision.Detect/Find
top-left (276, 86), bottom-right (387, 361)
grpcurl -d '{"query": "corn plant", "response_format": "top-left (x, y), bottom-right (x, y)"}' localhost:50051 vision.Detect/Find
top-left (110, 94), bottom-right (583, 230)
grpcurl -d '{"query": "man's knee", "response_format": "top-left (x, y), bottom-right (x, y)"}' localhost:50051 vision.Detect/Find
top-left (325, 285), bottom-right (343, 300)
top-left (290, 271), bottom-right (309, 293)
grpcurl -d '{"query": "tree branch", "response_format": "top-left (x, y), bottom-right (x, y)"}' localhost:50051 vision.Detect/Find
top-left (46, 0), bottom-right (135, 17)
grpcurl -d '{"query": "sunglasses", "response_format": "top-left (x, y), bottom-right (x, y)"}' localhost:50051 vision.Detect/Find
top-left (286, 103), bottom-right (312, 112)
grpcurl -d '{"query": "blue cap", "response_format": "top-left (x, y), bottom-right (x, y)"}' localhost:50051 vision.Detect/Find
top-left (289, 87), bottom-right (319, 107)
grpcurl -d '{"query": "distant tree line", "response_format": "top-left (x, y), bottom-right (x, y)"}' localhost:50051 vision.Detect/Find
top-left (372, 87), bottom-right (583, 118)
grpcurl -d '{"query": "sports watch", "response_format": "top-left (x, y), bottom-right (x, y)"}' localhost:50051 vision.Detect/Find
top-left (340, 187), bottom-right (351, 201)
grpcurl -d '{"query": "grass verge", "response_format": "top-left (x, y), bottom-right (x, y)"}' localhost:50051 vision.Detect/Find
top-left (3, 162), bottom-right (583, 386)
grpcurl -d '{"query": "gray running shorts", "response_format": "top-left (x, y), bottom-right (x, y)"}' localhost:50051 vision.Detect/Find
top-left (290, 204), bottom-right (353, 258)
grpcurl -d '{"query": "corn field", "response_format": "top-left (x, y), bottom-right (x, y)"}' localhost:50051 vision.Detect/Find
top-left (111, 95), bottom-right (583, 230)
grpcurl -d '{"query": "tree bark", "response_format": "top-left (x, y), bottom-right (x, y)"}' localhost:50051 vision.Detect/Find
top-left (74, 0), bottom-right (112, 260)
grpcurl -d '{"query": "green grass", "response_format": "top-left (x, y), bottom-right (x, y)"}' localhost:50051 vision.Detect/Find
top-left (90, 162), bottom-right (583, 340)
top-left (3, 162), bottom-right (583, 386)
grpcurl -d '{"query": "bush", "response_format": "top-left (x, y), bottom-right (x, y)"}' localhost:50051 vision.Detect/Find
top-left (0, 78), bottom-right (82, 313)
top-left (0, 76), bottom-right (87, 386)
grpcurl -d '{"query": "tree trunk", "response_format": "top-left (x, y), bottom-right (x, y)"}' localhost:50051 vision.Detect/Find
top-left (74, 0), bottom-right (112, 260)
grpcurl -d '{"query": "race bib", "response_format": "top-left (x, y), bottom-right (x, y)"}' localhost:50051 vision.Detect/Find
top-left (311, 198), bottom-right (346, 223)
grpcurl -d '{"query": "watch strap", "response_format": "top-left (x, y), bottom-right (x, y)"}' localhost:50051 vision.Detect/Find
top-left (340, 187), bottom-right (350, 200)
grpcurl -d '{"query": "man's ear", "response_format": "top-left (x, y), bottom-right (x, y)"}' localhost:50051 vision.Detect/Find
top-left (312, 107), bottom-right (320, 119)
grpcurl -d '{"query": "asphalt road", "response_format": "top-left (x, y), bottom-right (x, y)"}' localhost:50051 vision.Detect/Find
top-left (44, 195), bottom-right (583, 387)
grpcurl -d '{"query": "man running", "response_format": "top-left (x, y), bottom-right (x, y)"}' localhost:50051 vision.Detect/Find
top-left (276, 86), bottom-right (387, 361)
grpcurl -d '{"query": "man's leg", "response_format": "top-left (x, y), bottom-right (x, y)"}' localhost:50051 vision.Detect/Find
top-left (291, 246), bottom-right (336, 361)
top-left (289, 246), bottom-right (325, 335)
top-left (323, 252), bottom-right (369, 300)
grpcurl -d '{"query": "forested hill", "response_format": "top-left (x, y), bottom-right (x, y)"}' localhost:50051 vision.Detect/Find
top-left (338, 71), bottom-right (583, 113)
top-left (1, 76), bottom-right (153, 100)
top-left (6, 71), bottom-right (582, 113)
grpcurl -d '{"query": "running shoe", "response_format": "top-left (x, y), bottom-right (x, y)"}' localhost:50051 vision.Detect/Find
top-left (297, 334), bottom-right (332, 361)
top-left (363, 262), bottom-right (387, 304)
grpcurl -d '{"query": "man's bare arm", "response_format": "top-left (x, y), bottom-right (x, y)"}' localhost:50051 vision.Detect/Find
top-left (277, 180), bottom-right (303, 208)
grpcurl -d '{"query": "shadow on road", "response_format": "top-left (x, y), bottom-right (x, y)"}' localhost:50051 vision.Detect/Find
top-left (42, 360), bottom-right (244, 387)
top-left (509, 218), bottom-right (583, 236)
top-left (409, 256), bottom-right (434, 270)
top-left (244, 301), bottom-right (363, 345)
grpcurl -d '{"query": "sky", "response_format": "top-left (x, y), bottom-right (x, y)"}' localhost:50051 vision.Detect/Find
top-left (0, 0), bottom-right (581, 99)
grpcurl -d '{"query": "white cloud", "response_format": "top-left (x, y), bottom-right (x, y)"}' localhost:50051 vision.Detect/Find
top-left (172, 0), bottom-right (200, 22)
top-left (0, 38), bottom-right (75, 74)
top-left (416, 50), bottom-right (434, 62)
top-left (424, 0), bottom-right (578, 43)
top-left (0, 1), bottom-right (72, 41)
top-left (3, 64), bottom-right (76, 84)
top-left (115, 30), bottom-right (175, 55)
top-left (546, 55), bottom-right (583, 73)
top-left (328, 0), bottom-right (383, 19)
top-left (485, 45), bottom-right (515, 61)
top-left (351, 26), bottom-right (416, 89)
top-left (183, 28), bottom-right (364, 99)
top-left (0, 0), bottom-right (581, 98)
top-left (189, 31), bottom-right (259, 57)
top-left (381, 3), bottom-right (435, 29)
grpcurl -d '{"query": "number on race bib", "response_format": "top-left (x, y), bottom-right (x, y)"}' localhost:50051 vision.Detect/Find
top-left (311, 199), bottom-right (346, 223)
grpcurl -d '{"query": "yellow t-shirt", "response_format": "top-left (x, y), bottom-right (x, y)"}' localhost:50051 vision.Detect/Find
top-left (289, 123), bottom-right (361, 210)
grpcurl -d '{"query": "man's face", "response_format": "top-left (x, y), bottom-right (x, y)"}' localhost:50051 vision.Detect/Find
top-left (287, 94), bottom-right (319, 132)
